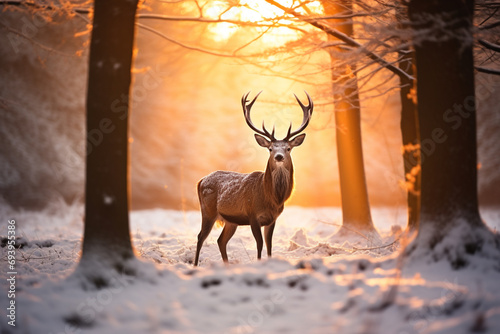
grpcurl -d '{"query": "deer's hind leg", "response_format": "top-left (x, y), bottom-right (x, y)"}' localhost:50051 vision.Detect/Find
top-left (217, 222), bottom-right (238, 263)
top-left (195, 181), bottom-right (218, 266)
top-left (194, 215), bottom-right (216, 266)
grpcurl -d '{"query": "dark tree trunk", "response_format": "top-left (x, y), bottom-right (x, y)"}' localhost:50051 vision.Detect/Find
top-left (397, 6), bottom-right (421, 231)
top-left (321, 0), bottom-right (377, 237)
top-left (79, 0), bottom-right (139, 278)
top-left (409, 0), bottom-right (480, 225)
top-left (406, 0), bottom-right (499, 268)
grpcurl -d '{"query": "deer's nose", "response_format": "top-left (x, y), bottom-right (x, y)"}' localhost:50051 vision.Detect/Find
top-left (275, 153), bottom-right (284, 162)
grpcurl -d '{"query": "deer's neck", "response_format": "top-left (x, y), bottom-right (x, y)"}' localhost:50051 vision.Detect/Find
top-left (264, 162), bottom-right (294, 205)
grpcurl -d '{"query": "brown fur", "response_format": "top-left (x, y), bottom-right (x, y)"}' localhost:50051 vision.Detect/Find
top-left (272, 166), bottom-right (292, 204)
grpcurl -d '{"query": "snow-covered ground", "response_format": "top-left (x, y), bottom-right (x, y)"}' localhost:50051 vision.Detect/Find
top-left (1, 203), bottom-right (500, 334)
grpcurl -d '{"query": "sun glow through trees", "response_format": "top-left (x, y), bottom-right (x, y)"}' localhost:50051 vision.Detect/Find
top-left (203, 0), bottom-right (323, 44)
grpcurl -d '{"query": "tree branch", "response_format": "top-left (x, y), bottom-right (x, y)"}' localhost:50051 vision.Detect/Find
top-left (0, 0), bottom-right (91, 14)
top-left (264, 0), bottom-right (414, 82)
top-left (137, 12), bottom-right (311, 35)
top-left (138, 13), bottom-right (274, 27)
top-left (479, 20), bottom-right (500, 30)
top-left (475, 66), bottom-right (500, 75)
top-left (478, 39), bottom-right (500, 52)
top-left (310, 9), bottom-right (391, 21)
top-left (137, 22), bottom-right (240, 58)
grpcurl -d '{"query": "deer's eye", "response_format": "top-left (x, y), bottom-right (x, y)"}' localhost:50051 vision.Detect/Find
top-left (287, 148), bottom-right (291, 151)
top-left (269, 148), bottom-right (272, 152)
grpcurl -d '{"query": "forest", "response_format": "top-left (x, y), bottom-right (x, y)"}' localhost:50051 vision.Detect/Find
top-left (0, 0), bottom-right (500, 333)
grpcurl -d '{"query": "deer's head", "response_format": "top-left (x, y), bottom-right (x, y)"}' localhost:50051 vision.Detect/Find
top-left (242, 91), bottom-right (313, 172)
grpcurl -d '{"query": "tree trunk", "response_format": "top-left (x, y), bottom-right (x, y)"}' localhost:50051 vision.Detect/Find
top-left (79, 0), bottom-right (139, 283)
top-left (406, 0), bottom-right (499, 268)
top-left (409, 0), bottom-right (479, 225)
top-left (397, 6), bottom-right (421, 231)
top-left (321, 0), bottom-right (378, 238)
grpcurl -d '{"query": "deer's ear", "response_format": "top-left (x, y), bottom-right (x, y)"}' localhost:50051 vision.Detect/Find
top-left (289, 133), bottom-right (306, 147)
top-left (255, 134), bottom-right (271, 148)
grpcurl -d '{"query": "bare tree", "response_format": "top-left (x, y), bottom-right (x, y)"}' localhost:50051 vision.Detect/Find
top-left (404, 0), bottom-right (500, 267)
top-left (77, 0), bottom-right (140, 285)
top-left (0, 0), bottom-right (149, 291)
top-left (318, 0), bottom-right (378, 237)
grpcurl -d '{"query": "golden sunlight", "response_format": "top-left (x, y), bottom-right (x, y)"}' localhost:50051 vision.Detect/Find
top-left (204, 0), bottom-right (323, 44)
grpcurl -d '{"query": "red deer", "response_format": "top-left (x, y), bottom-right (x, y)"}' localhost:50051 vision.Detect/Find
top-left (194, 91), bottom-right (313, 266)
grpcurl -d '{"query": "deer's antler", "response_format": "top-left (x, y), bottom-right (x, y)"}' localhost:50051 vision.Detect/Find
top-left (242, 91), bottom-right (276, 141)
top-left (284, 91), bottom-right (313, 141)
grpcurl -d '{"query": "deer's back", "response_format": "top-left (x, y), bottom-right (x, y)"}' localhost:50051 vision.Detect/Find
top-left (198, 170), bottom-right (264, 218)
top-left (199, 170), bottom-right (263, 198)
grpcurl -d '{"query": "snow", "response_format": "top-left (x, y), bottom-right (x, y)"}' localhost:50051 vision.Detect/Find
top-left (103, 194), bottom-right (114, 205)
top-left (1, 204), bottom-right (500, 334)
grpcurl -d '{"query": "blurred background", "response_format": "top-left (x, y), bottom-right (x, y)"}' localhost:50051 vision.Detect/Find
top-left (1, 1), bottom-right (499, 212)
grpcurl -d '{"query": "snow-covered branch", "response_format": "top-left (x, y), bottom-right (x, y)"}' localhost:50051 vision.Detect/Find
top-left (264, 0), bottom-right (415, 82)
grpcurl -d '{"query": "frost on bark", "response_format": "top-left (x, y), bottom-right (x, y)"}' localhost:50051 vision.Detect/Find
top-left (321, 0), bottom-right (378, 240)
top-left (396, 5), bottom-right (420, 232)
top-left (399, 52), bottom-right (420, 232)
top-left (77, 0), bottom-right (140, 286)
top-left (405, 0), bottom-right (500, 269)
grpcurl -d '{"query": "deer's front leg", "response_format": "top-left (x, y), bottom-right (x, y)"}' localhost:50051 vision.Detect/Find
top-left (264, 222), bottom-right (275, 257)
top-left (250, 221), bottom-right (263, 260)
